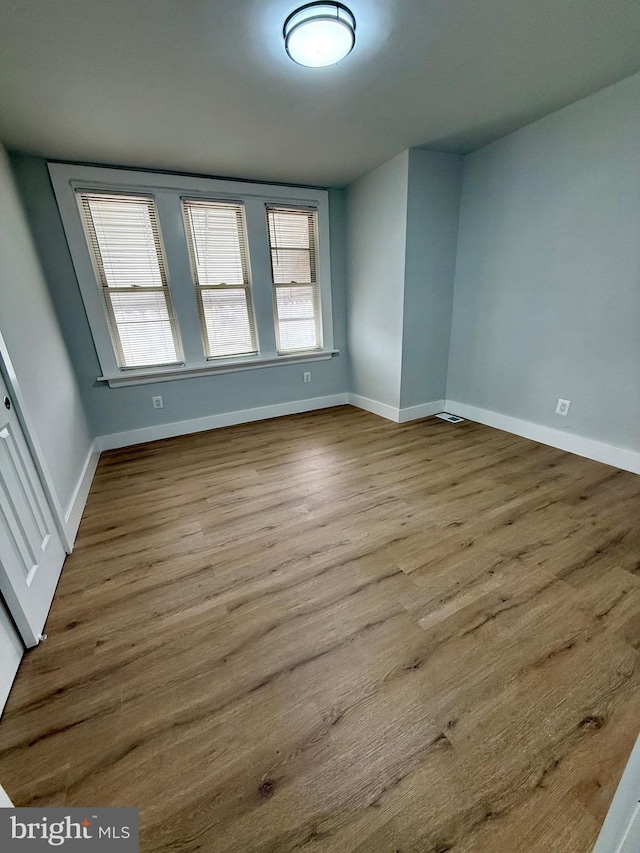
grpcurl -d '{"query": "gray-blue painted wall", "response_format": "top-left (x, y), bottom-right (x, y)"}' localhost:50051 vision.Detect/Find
top-left (447, 70), bottom-right (640, 451)
top-left (10, 68), bottom-right (640, 452)
top-left (345, 148), bottom-right (462, 412)
top-left (346, 151), bottom-right (408, 410)
top-left (0, 147), bottom-right (91, 511)
top-left (401, 149), bottom-right (463, 409)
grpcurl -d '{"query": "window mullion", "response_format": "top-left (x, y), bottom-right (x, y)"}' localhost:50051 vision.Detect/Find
top-left (316, 200), bottom-right (334, 355)
top-left (243, 198), bottom-right (278, 358)
top-left (153, 192), bottom-right (205, 368)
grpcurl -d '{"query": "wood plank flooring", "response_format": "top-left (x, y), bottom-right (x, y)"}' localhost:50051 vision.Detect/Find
top-left (1, 405), bottom-right (639, 852)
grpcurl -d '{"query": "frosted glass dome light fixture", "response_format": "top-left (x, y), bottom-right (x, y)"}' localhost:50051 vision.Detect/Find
top-left (284, 2), bottom-right (356, 68)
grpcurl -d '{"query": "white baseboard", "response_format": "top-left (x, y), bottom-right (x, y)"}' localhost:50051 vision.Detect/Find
top-left (64, 440), bottom-right (100, 548)
top-left (445, 400), bottom-right (640, 475)
top-left (346, 394), bottom-right (445, 424)
top-left (56, 394), bottom-right (640, 557)
top-left (346, 393), bottom-right (400, 422)
top-left (97, 394), bottom-right (350, 451)
top-left (398, 400), bottom-right (446, 423)
top-left (94, 392), bottom-right (444, 454)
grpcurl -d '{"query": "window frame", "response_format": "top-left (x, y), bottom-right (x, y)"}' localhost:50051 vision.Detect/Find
top-left (267, 205), bottom-right (323, 355)
top-left (182, 198), bottom-right (259, 360)
top-left (77, 190), bottom-right (184, 369)
top-left (49, 163), bottom-right (336, 387)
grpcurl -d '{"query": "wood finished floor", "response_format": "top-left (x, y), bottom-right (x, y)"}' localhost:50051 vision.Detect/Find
top-left (1, 405), bottom-right (640, 852)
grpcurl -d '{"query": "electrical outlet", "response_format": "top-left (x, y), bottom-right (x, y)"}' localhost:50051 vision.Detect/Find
top-left (556, 398), bottom-right (571, 416)
top-left (152, 395), bottom-right (164, 409)
top-left (303, 372), bottom-right (311, 383)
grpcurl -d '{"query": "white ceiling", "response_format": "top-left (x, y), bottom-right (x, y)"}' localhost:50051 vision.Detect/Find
top-left (0, 0), bottom-right (639, 187)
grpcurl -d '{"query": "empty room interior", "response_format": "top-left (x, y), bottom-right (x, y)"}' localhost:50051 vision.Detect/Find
top-left (1, 0), bottom-right (640, 850)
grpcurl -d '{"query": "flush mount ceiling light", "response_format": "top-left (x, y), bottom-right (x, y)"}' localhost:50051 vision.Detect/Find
top-left (284, 2), bottom-right (356, 68)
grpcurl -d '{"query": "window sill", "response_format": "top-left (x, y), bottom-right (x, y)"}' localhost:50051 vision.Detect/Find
top-left (98, 349), bottom-right (340, 388)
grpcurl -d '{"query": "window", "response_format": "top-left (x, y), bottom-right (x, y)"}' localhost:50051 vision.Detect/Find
top-left (49, 164), bottom-right (334, 386)
top-left (182, 200), bottom-right (257, 359)
top-left (267, 207), bottom-right (322, 353)
top-left (77, 192), bottom-right (182, 368)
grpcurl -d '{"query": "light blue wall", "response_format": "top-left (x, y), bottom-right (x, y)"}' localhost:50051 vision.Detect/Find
top-left (346, 151), bottom-right (408, 409)
top-left (11, 68), bottom-right (640, 453)
top-left (447, 71), bottom-right (640, 451)
top-left (9, 155), bottom-right (348, 438)
top-left (346, 148), bottom-right (462, 413)
top-left (0, 146), bottom-right (92, 512)
top-left (401, 149), bottom-right (463, 409)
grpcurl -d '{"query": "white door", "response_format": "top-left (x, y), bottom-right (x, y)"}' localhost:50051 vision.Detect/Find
top-left (0, 373), bottom-right (66, 648)
top-left (593, 735), bottom-right (640, 853)
top-left (0, 601), bottom-right (22, 715)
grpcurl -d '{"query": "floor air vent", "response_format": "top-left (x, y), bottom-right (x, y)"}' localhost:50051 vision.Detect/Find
top-left (435, 413), bottom-right (465, 423)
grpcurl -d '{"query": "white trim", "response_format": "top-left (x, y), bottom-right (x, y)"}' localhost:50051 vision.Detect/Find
top-left (100, 349), bottom-right (340, 387)
top-left (347, 393), bottom-right (401, 422)
top-left (398, 400), bottom-right (446, 423)
top-left (592, 735), bottom-right (640, 853)
top-left (0, 783), bottom-right (14, 807)
top-left (346, 394), bottom-right (445, 424)
top-left (49, 162), bottom-right (330, 204)
top-left (64, 441), bottom-right (100, 546)
top-left (48, 162), bottom-right (335, 385)
top-left (97, 394), bottom-right (349, 451)
top-left (0, 332), bottom-right (72, 552)
top-left (445, 400), bottom-right (640, 475)
top-left (0, 600), bottom-right (23, 719)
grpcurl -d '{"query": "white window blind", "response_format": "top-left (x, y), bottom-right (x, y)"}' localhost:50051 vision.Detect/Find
top-left (182, 200), bottom-right (257, 359)
top-left (77, 192), bottom-right (181, 368)
top-left (267, 206), bottom-right (322, 353)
